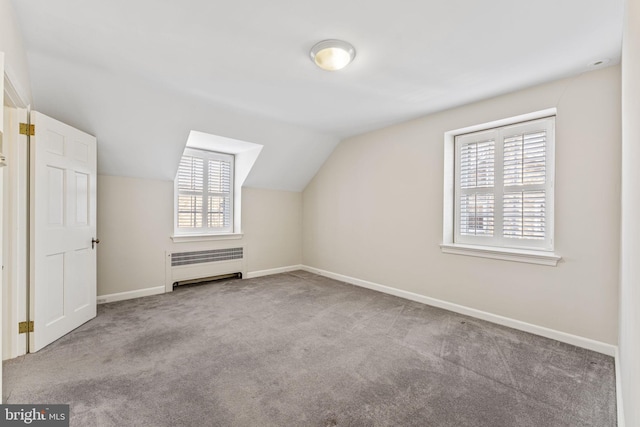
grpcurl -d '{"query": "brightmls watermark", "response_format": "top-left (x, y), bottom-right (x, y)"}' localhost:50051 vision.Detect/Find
top-left (0, 405), bottom-right (69, 426)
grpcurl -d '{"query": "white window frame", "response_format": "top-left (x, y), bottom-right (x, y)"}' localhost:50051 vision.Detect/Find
top-left (441, 109), bottom-right (562, 266)
top-left (174, 148), bottom-right (234, 236)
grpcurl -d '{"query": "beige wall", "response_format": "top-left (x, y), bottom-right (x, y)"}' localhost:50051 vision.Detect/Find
top-left (303, 66), bottom-right (621, 345)
top-left (620, 0), bottom-right (640, 423)
top-left (97, 175), bottom-right (302, 296)
top-left (241, 186), bottom-right (302, 272)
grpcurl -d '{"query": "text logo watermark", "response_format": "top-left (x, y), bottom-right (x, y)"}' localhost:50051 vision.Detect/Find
top-left (0, 405), bottom-right (69, 426)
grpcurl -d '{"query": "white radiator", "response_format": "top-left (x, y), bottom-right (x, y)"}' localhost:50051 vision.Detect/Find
top-left (165, 247), bottom-right (245, 291)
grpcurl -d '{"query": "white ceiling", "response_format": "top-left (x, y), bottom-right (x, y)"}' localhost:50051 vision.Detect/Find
top-left (10, 0), bottom-right (623, 191)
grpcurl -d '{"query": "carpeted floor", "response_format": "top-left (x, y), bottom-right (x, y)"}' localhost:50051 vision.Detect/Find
top-left (3, 271), bottom-right (616, 426)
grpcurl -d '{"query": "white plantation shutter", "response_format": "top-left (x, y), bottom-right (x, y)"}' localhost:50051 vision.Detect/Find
top-left (459, 193), bottom-right (495, 236)
top-left (458, 139), bottom-right (495, 236)
top-left (175, 148), bottom-right (234, 234)
top-left (503, 131), bottom-right (546, 186)
top-left (503, 128), bottom-right (547, 241)
top-left (207, 159), bottom-right (232, 228)
top-left (459, 140), bottom-right (495, 189)
top-left (454, 117), bottom-right (554, 250)
top-left (503, 191), bottom-right (545, 239)
top-left (177, 156), bottom-right (204, 228)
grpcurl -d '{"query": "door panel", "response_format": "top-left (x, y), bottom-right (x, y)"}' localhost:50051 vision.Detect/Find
top-left (75, 172), bottom-right (89, 225)
top-left (44, 253), bottom-right (64, 325)
top-left (47, 166), bottom-right (64, 225)
top-left (30, 111), bottom-right (97, 352)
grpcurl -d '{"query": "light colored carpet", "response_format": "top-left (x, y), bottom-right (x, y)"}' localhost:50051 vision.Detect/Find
top-left (3, 271), bottom-right (616, 426)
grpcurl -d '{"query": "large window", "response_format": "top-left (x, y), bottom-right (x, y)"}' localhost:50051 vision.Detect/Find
top-left (174, 148), bottom-right (234, 235)
top-left (442, 112), bottom-right (559, 265)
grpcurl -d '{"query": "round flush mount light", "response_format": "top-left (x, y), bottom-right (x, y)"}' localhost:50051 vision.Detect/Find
top-left (310, 39), bottom-right (356, 71)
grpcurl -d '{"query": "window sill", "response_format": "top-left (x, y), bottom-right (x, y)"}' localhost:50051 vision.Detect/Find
top-left (440, 243), bottom-right (561, 266)
top-left (171, 233), bottom-right (244, 243)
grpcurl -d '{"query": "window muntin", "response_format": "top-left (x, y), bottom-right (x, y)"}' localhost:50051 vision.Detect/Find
top-left (454, 117), bottom-right (554, 250)
top-left (175, 148), bottom-right (234, 234)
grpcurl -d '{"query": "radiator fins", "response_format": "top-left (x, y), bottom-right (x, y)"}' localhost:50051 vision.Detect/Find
top-left (170, 247), bottom-right (243, 267)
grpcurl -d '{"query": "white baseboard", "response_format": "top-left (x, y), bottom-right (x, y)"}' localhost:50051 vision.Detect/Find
top-left (245, 265), bottom-right (303, 279)
top-left (615, 347), bottom-right (625, 427)
top-left (98, 265), bottom-right (304, 303)
top-left (301, 265), bottom-right (616, 357)
top-left (97, 286), bottom-right (165, 304)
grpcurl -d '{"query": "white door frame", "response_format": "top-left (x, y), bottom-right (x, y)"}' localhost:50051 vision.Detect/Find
top-left (2, 70), bottom-right (30, 361)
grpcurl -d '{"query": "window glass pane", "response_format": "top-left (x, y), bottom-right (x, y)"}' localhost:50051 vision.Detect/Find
top-left (177, 195), bottom-right (202, 228)
top-left (208, 196), bottom-right (231, 228)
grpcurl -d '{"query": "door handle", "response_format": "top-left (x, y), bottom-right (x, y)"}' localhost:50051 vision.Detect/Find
top-left (92, 238), bottom-right (100, 249)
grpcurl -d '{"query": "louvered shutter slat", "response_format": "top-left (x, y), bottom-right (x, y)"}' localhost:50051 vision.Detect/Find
top-left (504, 131), bottom-right (546, 187)
top-left (460, 140), bottom-right (495, 189)
top-left (503, 190), bottom-right (545, 240)
top-left (459, 194), bottom-right (474, 235)
top-left (177, 156), bottom-right (204, 192)
top-left (459, 193), bottom-right (494, 236)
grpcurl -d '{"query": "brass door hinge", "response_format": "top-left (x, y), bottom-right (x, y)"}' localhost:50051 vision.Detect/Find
top-left (19, 123), bottom-right (35, 136)
top-left (18, 321), bottom-right (34, 334)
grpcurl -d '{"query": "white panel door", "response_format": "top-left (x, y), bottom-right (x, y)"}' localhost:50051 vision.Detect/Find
top-left (30, 111), bottom-right (97, 352)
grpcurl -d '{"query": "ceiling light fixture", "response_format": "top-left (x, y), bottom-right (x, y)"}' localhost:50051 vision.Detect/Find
top-left (310, 39), bottom-right (356, 71)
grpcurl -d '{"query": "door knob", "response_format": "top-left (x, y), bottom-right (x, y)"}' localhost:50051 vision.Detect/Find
top-left (92, 238), bottom-right (100, 249)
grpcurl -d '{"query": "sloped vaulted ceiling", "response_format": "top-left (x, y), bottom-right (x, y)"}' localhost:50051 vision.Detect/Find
top-left (10, 0), bottom-right (623, 191)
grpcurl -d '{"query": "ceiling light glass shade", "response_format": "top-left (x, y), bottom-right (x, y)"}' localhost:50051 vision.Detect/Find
top-left (310, 40), bottom-right (356, 71)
